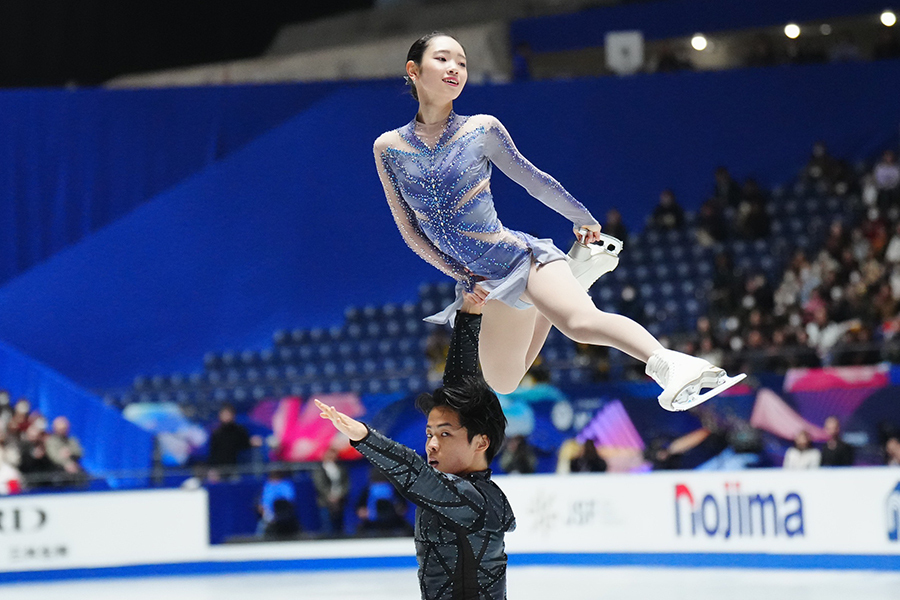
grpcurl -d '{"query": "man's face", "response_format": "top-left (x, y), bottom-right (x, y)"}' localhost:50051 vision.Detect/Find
top-left (824, 417), bottom-right (840, 440)
top-left (425, 406), bottom-right (487, 476)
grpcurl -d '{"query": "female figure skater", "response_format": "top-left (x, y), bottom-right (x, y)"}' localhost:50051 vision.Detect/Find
top-left (316, 299), bottom-right (515, 600)
top-left (374, 32), bottom-right (744, 411)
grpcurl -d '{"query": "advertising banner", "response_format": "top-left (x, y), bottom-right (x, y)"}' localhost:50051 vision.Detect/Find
top-left (500, 468), bottom-right (900, 556)
top-left (0, 488), bottom-right (208, 572)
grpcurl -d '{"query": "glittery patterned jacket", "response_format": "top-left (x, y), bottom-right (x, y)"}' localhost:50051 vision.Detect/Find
top-left (351, 313), bottom-right (516, 599)
top-left (374, 112), bottom-right (598, 291)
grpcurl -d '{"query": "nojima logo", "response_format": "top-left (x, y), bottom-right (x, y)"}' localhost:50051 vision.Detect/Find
top-left (675, 482), bottom-right (804, 539)
top-left (888, 482), bottom-right (900, 542)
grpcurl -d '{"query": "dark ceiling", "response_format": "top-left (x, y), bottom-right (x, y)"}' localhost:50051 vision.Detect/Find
top-left (0, 0), bottom-right (373, 88)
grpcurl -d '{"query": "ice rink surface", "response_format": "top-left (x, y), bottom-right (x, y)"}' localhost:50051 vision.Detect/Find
top-left (2, 566), bottom-right (899, 600)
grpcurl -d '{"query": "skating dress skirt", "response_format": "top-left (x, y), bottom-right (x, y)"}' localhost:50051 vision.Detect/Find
top-left (374, 112), bottom-right (598, 325)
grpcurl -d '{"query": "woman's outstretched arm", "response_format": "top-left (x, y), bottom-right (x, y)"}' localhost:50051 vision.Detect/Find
top-left (482, 116), bottom-right (600, 231)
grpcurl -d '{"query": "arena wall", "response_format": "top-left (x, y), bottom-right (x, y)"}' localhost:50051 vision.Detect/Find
top-left (1, 468), bottom-right (897, 582)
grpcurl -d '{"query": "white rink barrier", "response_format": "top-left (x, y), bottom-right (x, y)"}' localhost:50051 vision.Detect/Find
top-left (1, 468), bottom-right (898, 581)
top-left (500, 467), bottom-right (900, 556)
top-left (0, 488), bottom-right (209, 573)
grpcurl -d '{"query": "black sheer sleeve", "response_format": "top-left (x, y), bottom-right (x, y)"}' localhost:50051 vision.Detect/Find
top-left (443, 311), bottom-right (482, 387)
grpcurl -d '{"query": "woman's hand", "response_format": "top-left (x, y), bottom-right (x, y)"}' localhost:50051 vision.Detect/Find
top-left (314, 399), bottom-right (368, 441)
top-left (462, 284), bottom-right (488, 311)
top-left (574, 224), bottom-right (603, 245)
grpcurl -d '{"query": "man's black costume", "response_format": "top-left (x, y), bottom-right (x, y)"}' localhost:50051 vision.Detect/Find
top-left (351, 312), bottom-right (516, 599)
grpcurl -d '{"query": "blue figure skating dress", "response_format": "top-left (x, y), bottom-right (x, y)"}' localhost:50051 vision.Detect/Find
top-left (374, 112), bottom-right (598, 324)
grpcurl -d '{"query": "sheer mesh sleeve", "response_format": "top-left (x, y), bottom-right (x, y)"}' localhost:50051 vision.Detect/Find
top-left (374, 138), bottom-right (474, 290)
top-left (443, 311), bottom-right (481, 387)
top-left (352, 427), bottom-right (488, 530)
top-left (483, 117), bottom-right (599, 227)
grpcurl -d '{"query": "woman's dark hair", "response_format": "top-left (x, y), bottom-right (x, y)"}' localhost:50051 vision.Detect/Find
top-left (416, 376), bottom-right (506, 464)
top-left (405, 31), bottom-right (464, 101)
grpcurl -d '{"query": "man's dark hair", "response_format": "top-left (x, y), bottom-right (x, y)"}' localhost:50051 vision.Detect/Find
top-left (416, 376), bottom-right (507, 464)
top-left (405, 31), bottom-right (464, 101)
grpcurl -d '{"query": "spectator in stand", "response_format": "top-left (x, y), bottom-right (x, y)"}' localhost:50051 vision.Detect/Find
top-left (885, 223), bottom-right (900, 264)
top-left (789, 330), bottom-right (821, 368)
top-left (8, 398), bottom-right (37, 437)
top-left (312, 447), bottom-right (349, 536)
top-left (499, 435), bottom-right (537, 474)
top-left (861, 208), bottom-right (889, 256)
top-left (820, 416), bottom-right (854, 467)
top-left (885, 436), bottom-right (900, 466)
top-left (736, 178), bottom-right (770, 239)
top-left (649, 189), bottom-right (684, 230)
top-left (804, 141), bottom-right (843, 189)
top-left (763, 329), bottom-right (791, 374)
top-left (646, 436), bottom-right (681, 470)
top-left (570, 439), bottom-right (607, 473)
top-left (424, 326), bottom-right (450, 386)
top-left (356, 469), bottom-right (412, 536)
top-left (207, 404), bottom-right (262, 480)
top-left (697, 336), bottom-right (725, 370)
top-left (18, 421), bottom-right (61, 488)
top-left (709, 252), bottom-right (740, 317)
top-left (782, 430), bottom-right (821, 469)
top-left (823, 220), bottom-right (850, 261)
top-left (0, 390), bottom-right (11, 432)
top-left (45, 416), bottom-right (85, 480)
top-left (258, 470), bottom-right (298, 538)
top-left (712, 166), bottom-right (741, 206)
top-left (0, 445), bottom-right (22, 495)
top-left (603, 207), bottom-right (628, 244)
top-left (696, 198), bottom-right (728, 245)
top-left (873, 149), bottom-right (900, 208)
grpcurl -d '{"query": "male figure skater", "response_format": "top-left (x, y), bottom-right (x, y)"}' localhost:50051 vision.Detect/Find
top-left (316, 299), bottom-right (515, 600)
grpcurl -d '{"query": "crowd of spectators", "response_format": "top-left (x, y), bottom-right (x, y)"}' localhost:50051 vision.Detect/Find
top-left (0, 389), bottom-right (87, 494)
top-left (645, 144), bottom-right (900, 376)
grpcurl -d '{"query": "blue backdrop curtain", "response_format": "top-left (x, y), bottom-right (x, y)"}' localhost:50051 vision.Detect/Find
top-left (0, 82), bottom-right (341, 285)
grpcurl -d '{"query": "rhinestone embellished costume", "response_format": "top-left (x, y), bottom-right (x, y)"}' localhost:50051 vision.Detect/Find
top-left (352, 312), bottom-right (516, 600)
top-left (374, 112), bottom-right (598, 324)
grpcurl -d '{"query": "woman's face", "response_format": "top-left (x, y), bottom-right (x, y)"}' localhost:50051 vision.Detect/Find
top-left (408, 36), bottom-right (467, 103)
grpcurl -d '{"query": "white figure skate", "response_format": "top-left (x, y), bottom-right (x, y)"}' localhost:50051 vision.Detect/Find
top-left (566, 231), bottom-right (624, 291)
top-left (645, 348), bottom-right (747, 412)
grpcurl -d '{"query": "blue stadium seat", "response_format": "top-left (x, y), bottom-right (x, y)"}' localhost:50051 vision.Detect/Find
top-left (203, 352), bottom-right (221, 369)
top-left (240, 350), bottom-right (258, 366)
top-left (278, 347), bottom-right (295, 363)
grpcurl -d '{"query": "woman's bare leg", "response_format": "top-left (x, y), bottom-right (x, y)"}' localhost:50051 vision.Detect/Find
top-left (479, 301), bottom-right (552, 394)
top-left (478, 259), bottom-right (739, 408)
top-left (524, 260), bottom-right (663, 361)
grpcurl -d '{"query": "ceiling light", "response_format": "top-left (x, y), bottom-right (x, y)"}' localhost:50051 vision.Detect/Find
top-left (882, 10), bottom-right (897, 27)
top-left (784, 23), bottom-right (801, 39)
top-left (691, 34), bottom-right (708, 51)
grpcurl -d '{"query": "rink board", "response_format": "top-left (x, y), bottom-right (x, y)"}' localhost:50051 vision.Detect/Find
top-left (1, 468), bottom-right (898, 582)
